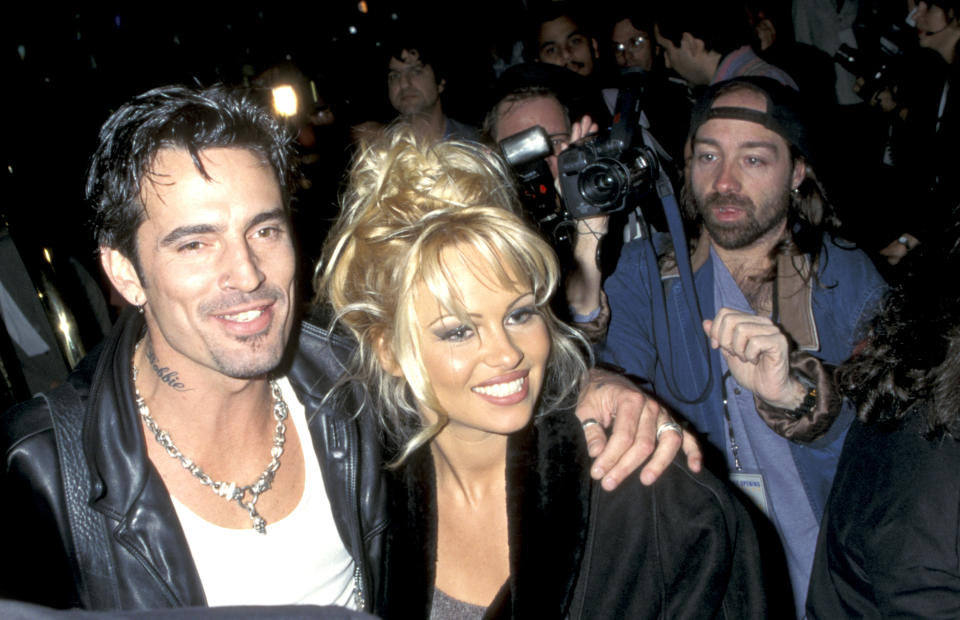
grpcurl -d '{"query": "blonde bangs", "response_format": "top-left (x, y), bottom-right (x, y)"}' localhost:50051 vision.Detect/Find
top-left (316, 122), bottom-right (588, 465)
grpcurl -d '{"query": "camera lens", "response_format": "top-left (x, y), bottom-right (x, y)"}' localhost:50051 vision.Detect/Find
top-left (579, 161), bottom-right (627, 209)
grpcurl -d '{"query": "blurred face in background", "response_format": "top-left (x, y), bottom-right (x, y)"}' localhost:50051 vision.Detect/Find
top-left (538, 16), bottom-right (598, 77)
top-left (612, 18), bottom-right (654, 71)
top-left (914, 1), bottom-right (960, 61)
top-left (388, 49), bottom-right (444, 116)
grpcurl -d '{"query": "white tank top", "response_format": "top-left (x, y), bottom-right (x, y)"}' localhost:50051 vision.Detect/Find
top-left (170, 377), bottom-right (358, 608)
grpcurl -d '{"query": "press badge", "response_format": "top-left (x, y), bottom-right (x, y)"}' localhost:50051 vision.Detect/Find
top-left (730, 473), bottom-right (770, 518)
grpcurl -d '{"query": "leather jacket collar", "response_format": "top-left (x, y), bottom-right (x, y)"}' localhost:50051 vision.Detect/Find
top-left (75, 308), bottom-right (386, 610)
top-left (85, 308), bottom-right (206, 606)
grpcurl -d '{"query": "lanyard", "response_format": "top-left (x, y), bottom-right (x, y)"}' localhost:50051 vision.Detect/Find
top-left (719, 369), bottom-right (743, 471)
top-left (719, 279), bottom-right (778, 472)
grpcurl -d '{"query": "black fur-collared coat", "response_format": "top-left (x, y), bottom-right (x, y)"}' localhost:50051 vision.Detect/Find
top-left (378, 410), bottom-right (768, 619)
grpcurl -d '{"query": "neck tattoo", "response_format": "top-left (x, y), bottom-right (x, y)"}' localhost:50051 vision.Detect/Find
top-left (132, 339), bottom-right (288, 534)
top-left (145, 341), bottom-right (191, 391)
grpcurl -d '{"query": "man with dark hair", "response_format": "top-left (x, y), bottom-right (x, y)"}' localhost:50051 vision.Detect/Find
top-left (599, 77), bottom-right (886, 616)
top-left (386, 40), bottom-right (477, 141)
top-left (531, 4), bottom-right (600, 78)
top-left (610, 10), bottom-right (655, 72)
top-left (654, 0), bottom-right (797, 88)
top-left (2, 84), bottom-right (381, 612)
top-left (0, 84), bottom-right (694, 612)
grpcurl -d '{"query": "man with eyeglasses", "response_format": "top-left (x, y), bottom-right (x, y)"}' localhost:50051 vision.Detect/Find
top-left (482, 66), bottom-right (610, 339)
top-left (605, 7), bottom-right (692, 161)
top-left (611, 14), bottom-right (654, 72)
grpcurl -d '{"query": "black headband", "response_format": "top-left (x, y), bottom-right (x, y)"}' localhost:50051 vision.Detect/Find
top-left (688, 77), bottom-right (810, 161)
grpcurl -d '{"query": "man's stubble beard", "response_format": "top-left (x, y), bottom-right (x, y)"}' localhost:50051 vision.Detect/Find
top-left (686, 179), bottom-right (791, 251)
top-left (196, 284), bottom-right (293, 380)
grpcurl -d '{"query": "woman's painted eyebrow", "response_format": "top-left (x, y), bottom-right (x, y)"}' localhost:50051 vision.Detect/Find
top-left (424, 291), bottom-right (536, 329)
top-left (508, 292), bottom-right (536, 309)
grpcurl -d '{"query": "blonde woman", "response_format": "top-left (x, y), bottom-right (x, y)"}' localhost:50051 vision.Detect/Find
top-left (316, 126), bottom-right (765, 619)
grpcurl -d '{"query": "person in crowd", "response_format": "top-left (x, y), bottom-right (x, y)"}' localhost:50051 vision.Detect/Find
top-left (527, 4), bottom-right (614, 130)
top-left (654, 0), bottom-right (798, 89)
top-left (744, 0), bottom-right (837, 106)
top-left (385, 38), bottom-right (478, 142)
top-left (531, 3), bottom-right (600, 78)
top-left (483, 72), bottom-right (607, 339)
top-left (806, 216), bottom-right (960, 618)
top-left (609, 10), bottom-right (654, 72)
top-left (792, 0), bottom-right (863, 106)
top-left (0, 84), bottom-right (695, 612)
top-left (599, 76), bottom-right (888, 616)
top-left (316, 124), bottom-right (766, 619)
top-left (859, 0), bottom-right (960, 268)
top-left (483, 63), bottom-right (682, 343)
top-left (604, 4), bottom-right (693, 160)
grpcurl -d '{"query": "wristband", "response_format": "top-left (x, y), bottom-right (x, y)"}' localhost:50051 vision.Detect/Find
top-left (792, 385), bottom-right (817, 418)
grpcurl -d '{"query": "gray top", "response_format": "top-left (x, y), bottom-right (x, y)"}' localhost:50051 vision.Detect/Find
top-left (430, 588), bottom-right (487, 620)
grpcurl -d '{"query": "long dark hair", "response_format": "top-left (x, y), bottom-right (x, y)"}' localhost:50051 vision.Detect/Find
top-left (837, 216), bottom-right (960, 437)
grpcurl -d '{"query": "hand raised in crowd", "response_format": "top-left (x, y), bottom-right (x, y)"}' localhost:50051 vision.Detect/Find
top-left (879, 232), bottom-right (919, 266)
top-left (568, 114), bottom-right (609, 237)
top-left (559, 116), bottom-right (608, 236)
top-left (703, 307), bottom-right (807, 410)
top-left (853, 77), bottom-right (905, 117)
top-left (576, 368), bottom-right (702, 490)
top-left (557, 114), bottom-right (609, 317)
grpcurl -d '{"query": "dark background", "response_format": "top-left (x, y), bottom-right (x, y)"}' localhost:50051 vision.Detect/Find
top-left (3, 2), bottom-right (523, 275)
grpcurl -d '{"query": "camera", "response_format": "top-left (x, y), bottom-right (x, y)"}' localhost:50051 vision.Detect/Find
top-left (833, 17), bottom-right (911, 103)
top-left (556, 133), bottom-right (658, 219)
top-left (557, 80), bottom-right (665, 219)
top-left (834, 42), bottom-right (901, 104)
top-left (499, 83), bottom-right (663, 224)
top-left (498, 126), bottom-right (569, 244)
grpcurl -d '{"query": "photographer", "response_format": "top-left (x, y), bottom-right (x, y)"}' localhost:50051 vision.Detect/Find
top-left (485, 63), bottom-right (675, 342)
top-left (484, 77), bottom-right (608, 339)
top-left (845, 1), bottom-right (960, 267)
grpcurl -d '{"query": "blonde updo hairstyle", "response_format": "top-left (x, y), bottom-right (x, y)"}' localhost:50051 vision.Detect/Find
top-left (316, 124), bottom-right (588, 463)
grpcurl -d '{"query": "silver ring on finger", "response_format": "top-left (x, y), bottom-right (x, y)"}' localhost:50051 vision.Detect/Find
top-left (581, 418), bottom-right (600, 430)
top-left (656, 421), bottom-right (683, 442)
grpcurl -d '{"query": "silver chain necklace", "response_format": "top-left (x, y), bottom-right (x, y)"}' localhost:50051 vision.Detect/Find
top-left (132, 343), bottom-right (288, 534)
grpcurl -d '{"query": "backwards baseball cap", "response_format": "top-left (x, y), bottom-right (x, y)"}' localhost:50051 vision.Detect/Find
top-left (688, 76), bottom-right (811, 162)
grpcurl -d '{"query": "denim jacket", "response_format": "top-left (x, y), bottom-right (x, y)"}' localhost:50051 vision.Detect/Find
top-left (601, 234), bottom-right (887, 520)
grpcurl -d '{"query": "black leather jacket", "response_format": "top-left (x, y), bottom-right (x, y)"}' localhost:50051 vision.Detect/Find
top-left (0, 309), bottom-right (387, 612)
top-left (381, 408), bottom-right (772, 619)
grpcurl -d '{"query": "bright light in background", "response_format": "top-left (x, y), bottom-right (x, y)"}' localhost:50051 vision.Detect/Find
top-left (358, 1), bottom-right (368, 13)
top-left (272, 85), bottom-right (298, 117)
